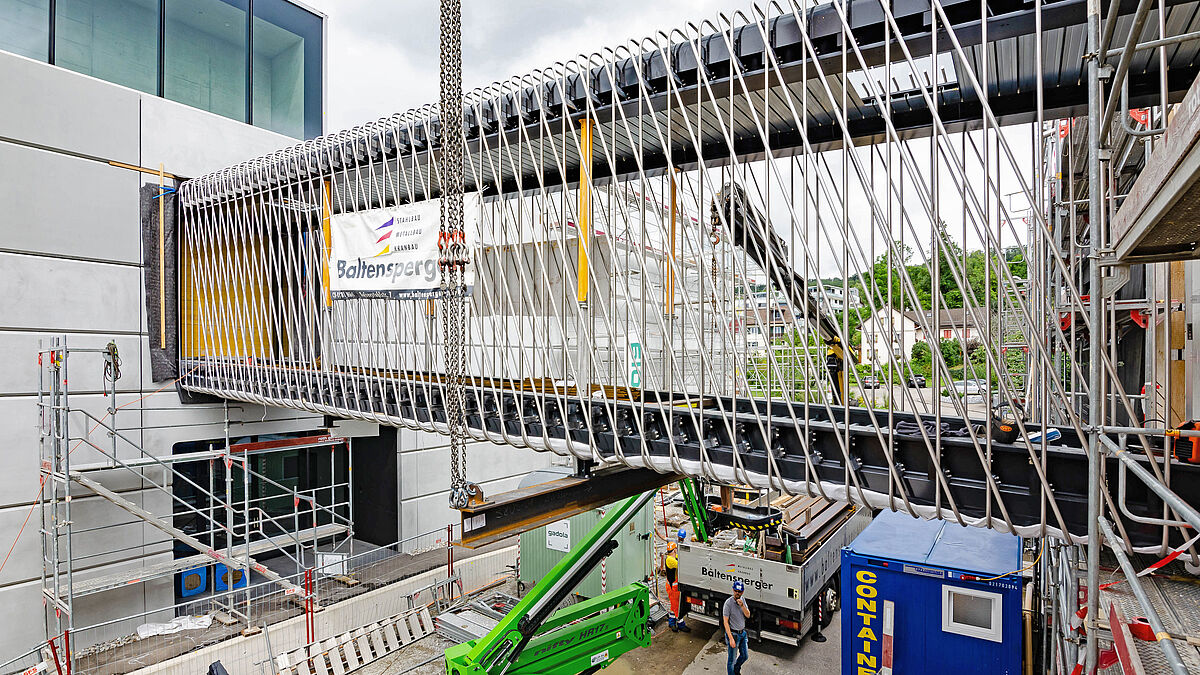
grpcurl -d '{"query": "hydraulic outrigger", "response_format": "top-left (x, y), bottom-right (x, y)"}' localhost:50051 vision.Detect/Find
top-left (444, 491), bottom-right (657, 674)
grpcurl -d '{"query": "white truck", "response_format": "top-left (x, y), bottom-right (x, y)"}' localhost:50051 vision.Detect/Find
top-left (675, 497), bottom-right (871, 645)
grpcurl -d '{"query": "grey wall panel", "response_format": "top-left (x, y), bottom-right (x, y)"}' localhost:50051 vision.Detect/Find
top-left (0, 502), bottom-right (46, 585)
top-left (0, 332), bottom-right (151, 395)
top-left (64, 493), bottom-right (170, 571)
top-left (399, 474), bottom-right (528, 539)
top-left (72, 567), bottom-right (174, 649)
top-left (0, 397), bottom-right (39, 509)
top-left (398, 440), bottom-right (550, 500)
top-left (0, 581), bottom-right (48, 656)
top-left (0, 253), bottom-right (142, 332)
top-left (140, 95), bottom-right (295, 179)
top-left (0, 51), bottom-right (139, 164)
top-left (0, 489), bottom-right (173, 587)
top-left (0, 142), bottom-right (142, 263)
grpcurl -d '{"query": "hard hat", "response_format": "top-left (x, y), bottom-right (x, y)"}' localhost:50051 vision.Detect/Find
top-left (677, 528), bottom-right (687, 541)
top-left (732, 580), bottom-right (745, 592)
top-left (667, 542), bottom-right (677, 552)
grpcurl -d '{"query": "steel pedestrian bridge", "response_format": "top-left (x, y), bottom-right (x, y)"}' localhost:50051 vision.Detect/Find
top-left (176, 0), bottom-right (1200, 553)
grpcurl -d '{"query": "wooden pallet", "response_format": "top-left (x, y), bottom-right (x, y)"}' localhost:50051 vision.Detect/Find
top-left (274, 606), bottom-right (434, 675)
top-left (760, 496), bottom-right (853, 560)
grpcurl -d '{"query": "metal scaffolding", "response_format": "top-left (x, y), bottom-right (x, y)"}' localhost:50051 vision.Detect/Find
top-left (34, 337), bottom-right (355, 673)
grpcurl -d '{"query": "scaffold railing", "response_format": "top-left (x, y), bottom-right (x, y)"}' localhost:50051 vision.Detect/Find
top-left (34, 337), bottom-right (356, 673)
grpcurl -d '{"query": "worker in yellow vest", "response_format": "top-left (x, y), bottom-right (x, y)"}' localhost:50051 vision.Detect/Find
top-left (662, 529), bottom-right (690, 632)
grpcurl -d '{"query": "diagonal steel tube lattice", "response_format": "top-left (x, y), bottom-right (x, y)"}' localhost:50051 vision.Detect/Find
top-left (175, 0), bottom-right (1200, 567)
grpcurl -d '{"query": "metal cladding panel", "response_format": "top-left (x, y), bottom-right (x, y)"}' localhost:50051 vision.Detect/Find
top-left (846, 509), bottom-right (1020, 577)
top-left (841, 546), bottom-right (1023, 675)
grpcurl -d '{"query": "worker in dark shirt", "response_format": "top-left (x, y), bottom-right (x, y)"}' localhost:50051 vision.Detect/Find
top-left (723, 580), bottom-right (750, 675)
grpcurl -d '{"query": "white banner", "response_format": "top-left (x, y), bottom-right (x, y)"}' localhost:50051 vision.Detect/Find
top-left (329, 194), bottom-right (479, 299)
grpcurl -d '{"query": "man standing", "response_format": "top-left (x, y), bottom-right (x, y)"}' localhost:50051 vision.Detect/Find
top-left (723, 580), bottom-right (750, 675)
top-left (662, 540), bottom-right (690, 632)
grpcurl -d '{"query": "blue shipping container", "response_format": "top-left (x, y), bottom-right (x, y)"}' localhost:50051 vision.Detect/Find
top-left (841, 510), bottom-right (1023, 675)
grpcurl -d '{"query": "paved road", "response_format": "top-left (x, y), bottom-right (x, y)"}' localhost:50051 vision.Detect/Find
top-left (860, 384), bottom-right (989, 419)
top-left (680, 610), bottom-right (842, 675)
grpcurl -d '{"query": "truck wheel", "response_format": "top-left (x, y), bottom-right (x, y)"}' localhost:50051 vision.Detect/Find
top-left (818, 584), bottom-right (838, 629)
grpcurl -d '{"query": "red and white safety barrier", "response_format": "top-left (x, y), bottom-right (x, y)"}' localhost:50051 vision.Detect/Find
top-left (1136, 532), bottom-right (1200, 578)
top-left (1068, 647), bottom-right (1085, 675)
top-left (1100, 532), bottom-right (1200, 593)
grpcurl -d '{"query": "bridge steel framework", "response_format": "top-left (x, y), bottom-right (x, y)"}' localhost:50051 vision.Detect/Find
top-left (174, 0), bottom-right (1200, 671)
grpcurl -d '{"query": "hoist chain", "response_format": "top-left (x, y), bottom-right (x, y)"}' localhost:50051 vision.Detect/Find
top-left (439, 0), bottom-right (477, 510)
top-left (708, 198), bottom-right (722, 304)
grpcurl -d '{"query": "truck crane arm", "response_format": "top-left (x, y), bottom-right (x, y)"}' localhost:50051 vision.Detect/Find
top-left (712, 183), bottom-right (850, 404)
top-left (444, 491), bottom-right (657, 675)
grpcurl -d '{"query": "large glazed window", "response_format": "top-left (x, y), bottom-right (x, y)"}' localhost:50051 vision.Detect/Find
top-left (0, 0), bottom-right (49, 60)
top-left (252, 0), bottom-right (321, 139)
top-left (164, 0), bottom-right (247, 122)
top-left (55, 0), bottom-right (158, 94)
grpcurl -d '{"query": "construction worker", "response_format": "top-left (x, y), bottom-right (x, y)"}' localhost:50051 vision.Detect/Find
top-left (662, 540), bottom-right (690, 632)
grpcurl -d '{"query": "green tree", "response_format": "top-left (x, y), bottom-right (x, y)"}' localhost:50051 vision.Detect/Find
top-left (856, 242), bottom-right (931, 312)
top-left (910, 341), bottom-right (933, 378)
top-left (938, 338), bottom-right (963, 368)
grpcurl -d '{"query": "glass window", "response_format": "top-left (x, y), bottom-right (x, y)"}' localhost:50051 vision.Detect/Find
top-left (941, 585), bottom-right (1003, 642)
top-left (164, 0), bottom-right (247, 123)
top-left (0, 0), bottom-right (49, 61)
top-left (252, 0), bottom-right (321, 139)
top-left (55, 0), bottom-right (158, 94)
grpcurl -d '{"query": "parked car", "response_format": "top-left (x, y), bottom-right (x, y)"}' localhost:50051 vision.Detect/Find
top-left (951, 379), bottom-right (987, 396)
top-left (861, 375), bottom-right (882, 389)
top-left (905, 375), bottom-right (927, 388)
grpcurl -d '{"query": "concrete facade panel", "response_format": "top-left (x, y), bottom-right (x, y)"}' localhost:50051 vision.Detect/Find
top-left (0, 503), bottom-right (41, 585)
top-left (400, 474), bottom-right (527, 540)
top-left (398, 441), bottom-right (550, 500)
top-left (0, 396), bottom-right (40, 508)
top-left (139, 95), bottom-right (296, 179)
top-left (0, 253), bottom-right (142, 332)
top-left (0, 141), bottom-right (142, 263)
top-left (0, 51), bottom-right (139, 163)
top-left (0, 332), bottom-right (151, 395)
top-left (0, 581), bottom-right (48, 657)
top-left (0, 489), bottom-right (174, 587)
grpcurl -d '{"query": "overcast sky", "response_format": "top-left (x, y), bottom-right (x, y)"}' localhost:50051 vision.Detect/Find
top-left (301, 0), bottom-right (735, 133)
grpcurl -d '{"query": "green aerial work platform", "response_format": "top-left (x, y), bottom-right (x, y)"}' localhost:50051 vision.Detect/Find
top-left (444, 491), bottom-right (657, 674)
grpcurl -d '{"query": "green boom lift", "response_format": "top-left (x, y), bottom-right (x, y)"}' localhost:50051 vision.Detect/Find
top-left (444, 491), bottom-right (657, 674)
